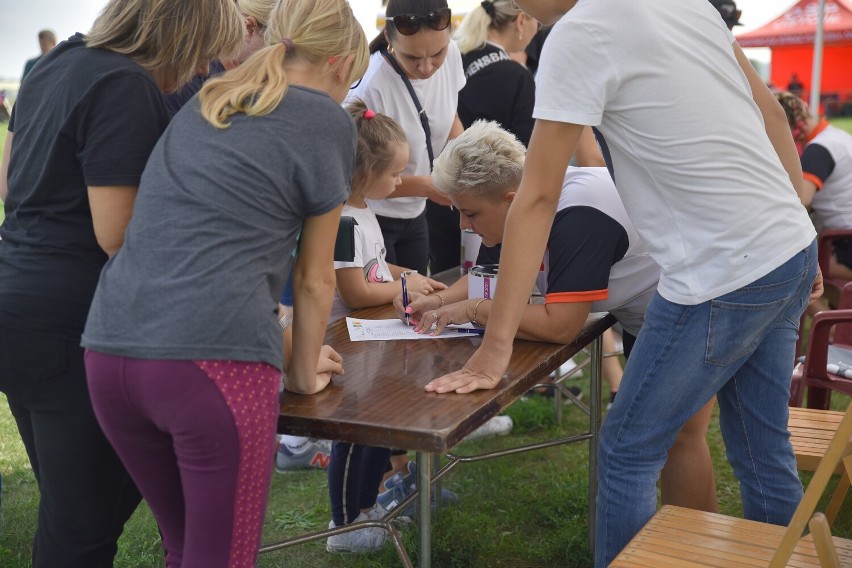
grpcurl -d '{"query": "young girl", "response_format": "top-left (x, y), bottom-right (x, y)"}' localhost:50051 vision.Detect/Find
top-left (325, 99), bottom-right (447, 554)
top-left (80, 0), bottom-right (368, 565)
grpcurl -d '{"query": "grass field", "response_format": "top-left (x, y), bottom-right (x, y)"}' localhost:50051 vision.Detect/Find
top-left (1, 121), bottom-right (852, 568)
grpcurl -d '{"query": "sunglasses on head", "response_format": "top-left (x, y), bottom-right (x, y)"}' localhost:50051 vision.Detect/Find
top-left (390, 7), bottom-right (452, 36)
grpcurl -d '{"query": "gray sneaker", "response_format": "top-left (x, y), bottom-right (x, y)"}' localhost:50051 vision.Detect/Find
top-left (326, 512), bottom-right (387, 553)
top-left (275, 438), bottom-right (332, 472)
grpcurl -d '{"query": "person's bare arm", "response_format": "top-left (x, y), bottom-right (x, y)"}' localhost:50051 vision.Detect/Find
top-left (384, 175), bottom-right (452, 206)
top-left (799, 178), bottom-right (818, 208)
top-left (467, 299), bottom-right (591, 344)
top-left (573, 126), bottom-right (605, 167)
top-left (0, 131), bottom-right (13, 202)
top-left (88, 186), bottom-right (138, 257)
top-left (733, 42), bottom-right (804, 197)
top-left (425, 119), bottom-right (584, 393)
top-left (288, 204), bottom-right (343, 394)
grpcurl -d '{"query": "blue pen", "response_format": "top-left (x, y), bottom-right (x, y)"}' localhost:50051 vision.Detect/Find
top-left (401, 271), bottom-right (410, 326)
top-left (452, 327), bottom-right (484, 335)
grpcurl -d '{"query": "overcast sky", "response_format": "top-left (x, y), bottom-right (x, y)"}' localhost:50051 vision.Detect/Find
top-left (0, 0), bottom-right (794, 81)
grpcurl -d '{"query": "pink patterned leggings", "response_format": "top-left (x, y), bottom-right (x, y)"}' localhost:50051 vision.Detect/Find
top-left (85, 351), bottom-right (280, 568)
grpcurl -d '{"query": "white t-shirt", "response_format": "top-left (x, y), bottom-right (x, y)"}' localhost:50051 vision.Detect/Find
top-left (330, 203), bottom-right (395, 322)
top-left (534, 0), bottom-right (815, 305)
top-left (808, 124), bottom-right (852, 231)
top-left (347, 41), bottom-right (466, 219)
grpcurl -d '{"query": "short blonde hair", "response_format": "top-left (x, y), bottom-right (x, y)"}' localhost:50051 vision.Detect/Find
top-left (432, 120), bottom-right (524, 199)
top-left (455, 0), bottom-right (521, 54)
top-left (200, 0), bottom-right (369, 128)
top-left (86, 0), bottom-right (245, 87)
top-left (238, 0), bottom-right (278, 27)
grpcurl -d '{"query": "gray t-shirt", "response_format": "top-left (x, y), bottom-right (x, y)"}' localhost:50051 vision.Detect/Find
top-left (82, 86), bottom-right (354, 369)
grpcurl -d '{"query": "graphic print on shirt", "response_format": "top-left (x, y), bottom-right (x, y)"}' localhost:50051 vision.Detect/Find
top-left (364, 244), bottom-right (389, 282)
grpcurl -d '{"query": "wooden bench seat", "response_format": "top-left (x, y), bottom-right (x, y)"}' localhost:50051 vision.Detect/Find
top-left (789, 407), bottom-right (848, 473)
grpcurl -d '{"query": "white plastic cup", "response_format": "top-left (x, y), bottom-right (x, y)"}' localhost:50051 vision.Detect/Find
top-left (468, 264), bottom-right (499, 299)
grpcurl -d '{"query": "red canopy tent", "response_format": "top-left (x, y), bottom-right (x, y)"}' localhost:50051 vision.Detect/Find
top-left (737, 0), bottom-right (852, 114)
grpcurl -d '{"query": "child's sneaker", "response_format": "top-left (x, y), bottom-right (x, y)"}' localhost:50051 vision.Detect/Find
top-left (275, 437), bottom-right (332, 472)
top-left (463, 415), bottom-right (513, 441)
top-left (549, 357), bottom-right (579, 380)
top-left (326, 512), bottom-right (387, 553)
top-left (562, 385), bottom-right (584, 406)
top-left (376, 461), bottom-right (460, 517)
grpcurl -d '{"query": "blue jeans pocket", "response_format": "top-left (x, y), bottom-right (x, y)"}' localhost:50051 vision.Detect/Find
top-left (705, 297), bottom-right (789, 366)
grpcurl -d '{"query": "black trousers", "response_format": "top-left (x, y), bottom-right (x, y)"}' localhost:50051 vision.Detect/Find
top-left (0, 325), bottom-right (141, 567)
top-left (426, 201), bottom-right (460, 274)
top-left (376, 210), bottom-right (430, 274)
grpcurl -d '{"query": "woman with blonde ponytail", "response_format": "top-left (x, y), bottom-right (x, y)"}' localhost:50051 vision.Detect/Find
top-left (456, 0), bottom-right (539, 146)
top-left (80, 0), bottom-right (368, 565)
top-left (0, 1), bottom-right (243, 566)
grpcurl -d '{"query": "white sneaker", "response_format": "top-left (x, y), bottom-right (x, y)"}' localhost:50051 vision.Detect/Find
top-left (326, 512), bottom-right (387, 553)
top-left (463, 415), bottom-right (513, 441)
top-left (549, 357), bottom-right (579, 380)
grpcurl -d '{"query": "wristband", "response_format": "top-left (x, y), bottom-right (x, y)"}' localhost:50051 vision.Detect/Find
top-left (435, 293), bottom-right (445, 307)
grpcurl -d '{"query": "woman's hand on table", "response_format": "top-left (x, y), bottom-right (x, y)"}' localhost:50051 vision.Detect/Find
top-left (412, 299), bottom-right (476, 335)
top-left (424, 343), bottom-right (510, 394)
top-left (393, 290), bottom-right (438, 324)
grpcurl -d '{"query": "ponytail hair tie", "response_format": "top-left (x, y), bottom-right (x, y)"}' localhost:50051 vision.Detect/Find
top-left (281, 37), bottom-right (294, 51)
top-left (363, 109), bottom-right (376, 119)
top-left (480, 0), bottom-right (496, 16)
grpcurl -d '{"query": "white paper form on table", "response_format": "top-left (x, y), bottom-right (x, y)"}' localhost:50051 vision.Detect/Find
top-left (345, 318), bottom-right (484, 342)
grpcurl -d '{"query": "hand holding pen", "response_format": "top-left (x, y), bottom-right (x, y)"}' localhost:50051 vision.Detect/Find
top-left (401, 271), bottom-right (411, 326)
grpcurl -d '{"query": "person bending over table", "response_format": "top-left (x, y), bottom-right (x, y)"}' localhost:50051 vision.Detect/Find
top-left (81, 1), bottom-right (369, 565)
top-left (427, 1), bottom-right (821, 565)
top-left (393, 120), bottom-right (719, 513)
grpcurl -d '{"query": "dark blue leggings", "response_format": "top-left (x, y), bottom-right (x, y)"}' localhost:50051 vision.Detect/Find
top-left (328, 442), bottom-right (392, 525)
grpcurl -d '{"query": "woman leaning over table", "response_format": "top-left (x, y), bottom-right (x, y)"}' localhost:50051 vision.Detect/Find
top-left (80, 0), bottom-right (368, 565)
top-left (0, 1), bottom-right (243, 566)
top-left (348, 0), bottom-right (466, 275)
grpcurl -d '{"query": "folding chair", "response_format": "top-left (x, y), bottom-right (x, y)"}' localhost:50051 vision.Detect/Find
top-left (796, 229), bottom-right (852, 359)
top-left (610, 402), bottom-right (852, 567)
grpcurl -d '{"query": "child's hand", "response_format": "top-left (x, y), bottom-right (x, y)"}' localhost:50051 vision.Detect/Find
top-left (406, 272), bottom-right (447, 295)
top-left (312, 345), bottom-right (343, 391)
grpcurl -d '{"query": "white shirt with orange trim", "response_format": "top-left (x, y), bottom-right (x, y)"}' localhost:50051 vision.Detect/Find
top-left (806, 121), bottom-right (852, 231)
top-left (478, 167), bottom-right (660, 336)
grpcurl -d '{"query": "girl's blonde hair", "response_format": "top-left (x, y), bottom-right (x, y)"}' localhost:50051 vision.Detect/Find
top-left (346, 99), bottom-right (408, 199)
top-left (237, 0), bottom-right (278, 27)
top-left (86, 0), bottom-right (244, 87)
top-left (200, 0), bottom-right (369, 129)
top-left (432, 120), bottom-right (524, 200)
top-left (455, 0), bottom-right (522, 54)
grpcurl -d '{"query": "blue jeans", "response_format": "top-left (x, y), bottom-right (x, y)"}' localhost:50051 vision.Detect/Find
top-left (595, 240), bottom-right (817, 567)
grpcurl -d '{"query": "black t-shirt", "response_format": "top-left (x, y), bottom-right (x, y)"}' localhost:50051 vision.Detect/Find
top-left (458, 43), bottom-right (536, 147)
top-left (801, 142), bottom-right (836, 185)
top-left (476, 206), bottom-right (628, 300)
top-left (163, 59), bottom-right (227, 119)
top-left (0, 33), bottom-right (168, 339)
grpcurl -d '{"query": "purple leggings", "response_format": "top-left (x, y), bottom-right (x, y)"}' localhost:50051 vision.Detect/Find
top-left (85, 351), bottom-right (280, 568)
